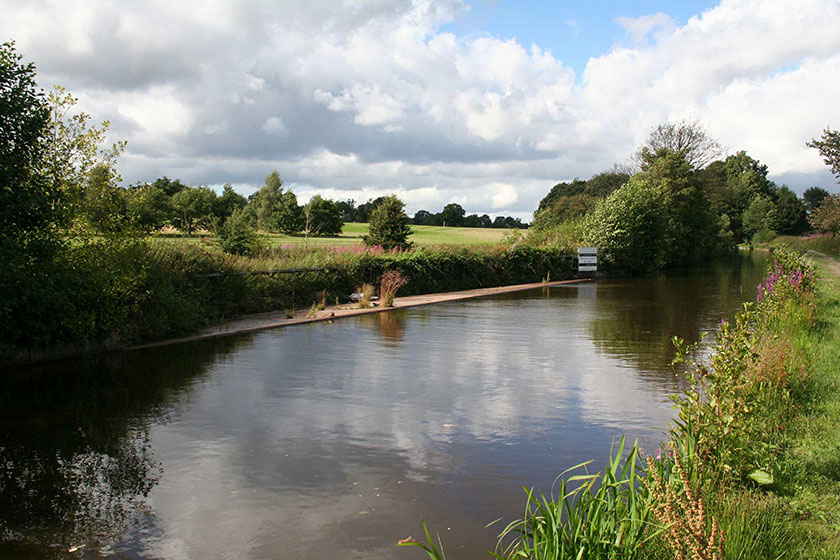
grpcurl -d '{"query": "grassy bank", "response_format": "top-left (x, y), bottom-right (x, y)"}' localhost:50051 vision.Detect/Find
top-left (403, 247), bottom-right (840, 559)
top-left (1, 239), bottom-right (574, 364)
top-left (153, 223), bottom-right (510, 248)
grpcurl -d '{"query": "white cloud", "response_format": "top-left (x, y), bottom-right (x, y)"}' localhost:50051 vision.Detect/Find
top-left (261, 116), bottom-right (288, 137)
top-left (2, 0), bottom-right (839, 222)
top-left (490, 182), bottom-right (519, 208)
top-left (615, 12), bottom-right (675, 45)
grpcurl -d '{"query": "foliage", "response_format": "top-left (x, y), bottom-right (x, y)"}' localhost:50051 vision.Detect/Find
top-left (304, 195), bottom-right (343, 236)
top-left (773, 185), bottom-right (808, 235)
top-left (808, 194), bottom-right (840, 235)
top-left (252, 171), bottom-right (304, 233)
top-left (531, 194), bottom-right (598, 230)
top-left (0, 41), bottom-right (52, 240)
top-left (215, 208), bottom-right (261, 256)
top-left (213, 183), bottom-right (247, 221)
top-left (582, 177), bottom-right (667, 271)
top-left (125, 183), bottom-right (171, 233)
top-left (494, 438), bottom-right (656, 560)
top-left (742, 194), bottom-right (778, 241)
top-left (363, 195), bottom-right (413, 250)
top-left (171, 186), bottom-right (215, 236)
top-left (81, 163), bottom-right (128, 233)
top-left (802, 186), bottom-right (830, 214)
top-left (807, 127), bottom-right (840, 181)
top-left (41, 85), bottom-right (125, 227)
top-left (698, 151), bottom-right (777, 243)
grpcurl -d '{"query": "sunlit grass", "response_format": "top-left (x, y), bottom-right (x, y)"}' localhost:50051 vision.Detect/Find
top-left (149, 223), bottom-right (510, 248)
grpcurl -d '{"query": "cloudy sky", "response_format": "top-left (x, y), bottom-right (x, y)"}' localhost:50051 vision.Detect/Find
top-left (3, 0), bottom-right (840, 219)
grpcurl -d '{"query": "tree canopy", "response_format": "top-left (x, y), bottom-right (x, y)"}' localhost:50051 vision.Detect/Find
top-left (363, 195), bottom-right (412, 250)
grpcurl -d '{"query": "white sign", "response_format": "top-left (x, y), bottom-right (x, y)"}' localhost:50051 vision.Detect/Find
top-left (578, 256), bottom-right (598, 265)
top-left (578, 247), bottom-right (598, 256)
top-left (578, 265), bottom-right (598, 272)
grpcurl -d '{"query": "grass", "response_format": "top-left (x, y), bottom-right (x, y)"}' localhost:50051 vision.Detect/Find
top-left (152, 223), bottom-right (510, 248)
top-left (764, 233), bottom-right (840, 259)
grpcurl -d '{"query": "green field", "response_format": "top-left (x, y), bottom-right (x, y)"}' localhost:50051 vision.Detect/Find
top-left (155, 223), bottom-right (511, 247)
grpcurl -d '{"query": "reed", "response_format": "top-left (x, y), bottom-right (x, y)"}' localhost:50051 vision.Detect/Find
top-left (379, 270), bottom-right (409, 307)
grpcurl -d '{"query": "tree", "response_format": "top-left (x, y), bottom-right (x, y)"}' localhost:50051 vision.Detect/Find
top-left (81, 163), bottom-right (127, 233)
top-left (0, 41), bottom-right (51, 240)
top-left (252, 171), bottom-right (304, 233)
top-left (637, 119), bottom-right (723, 170)
top-left (336, 199), bottom-right (357, 222)
top-left (741, 194), bottom-right (777, 241)
top-left (125, 184), bottom-right (171, 233)
top-left (356, 197), bottom-right (386, 223)
top-left (212, 184), bottom-right (247, 221)
top-left (40, 86), bottom-right (125, 225)
top-left (809, 194), bottom-right (840, 235)
top-left (151, 176), bottom-right (187, 197)
top-left (773, 185), bottom-right (808, 235)
top-left (413, 210), bottom-right (433, 225)
top-left (807, 127), bottom-right (840, 181)
top-left (439, 203), bottom-right (465, 227)
top-left (363, 195), bottom-right (412, 250)
top-left (304, 195), bottom-right (343, 237)
top-left (699, 151), bottom-right (777, 242)
top-left (172, 186), bottom-right (215, 236)
top-left (582, 178), bottom-right (667, 271)
top-left (638, 148), bottom-right (719, 265)
top-left (803, 186), bottom-right (830, 214)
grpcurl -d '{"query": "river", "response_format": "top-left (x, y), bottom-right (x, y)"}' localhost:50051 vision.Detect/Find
top-left (0, 251), bottom-right (768, 560)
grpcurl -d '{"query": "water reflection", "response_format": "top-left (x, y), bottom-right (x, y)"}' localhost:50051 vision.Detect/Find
top-left (0, 336), bottom-right (254, 558)
top-left (0, 253), bottom-right (768, 559)
top-left (358, 310), bottom-right (407, 346)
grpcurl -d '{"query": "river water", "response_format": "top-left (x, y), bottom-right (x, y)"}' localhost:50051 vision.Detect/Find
top-left (0, 252), bottom-right (768, 560)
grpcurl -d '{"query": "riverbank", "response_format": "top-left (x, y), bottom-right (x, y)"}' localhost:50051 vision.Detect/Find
top-left (2, 241), bottom-right (580, 366)
top-left (130, 278), bottom-right (591, 351)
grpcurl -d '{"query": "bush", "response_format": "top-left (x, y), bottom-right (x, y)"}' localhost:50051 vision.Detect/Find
top-left (582, 178), bottom-right (667, 271)
top-left (215, 208), bottom-right (261, 256)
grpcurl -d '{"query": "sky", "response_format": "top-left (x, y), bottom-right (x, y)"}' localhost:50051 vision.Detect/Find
top-left (3, 0), bottom-right (839, 220)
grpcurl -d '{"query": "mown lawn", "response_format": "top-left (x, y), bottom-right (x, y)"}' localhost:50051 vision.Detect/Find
top-left (152, 223), bottom-right (511, 247)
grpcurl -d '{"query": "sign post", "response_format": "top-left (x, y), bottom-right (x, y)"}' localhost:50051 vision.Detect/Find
top-left (578, 247), bottom-right (598, 273)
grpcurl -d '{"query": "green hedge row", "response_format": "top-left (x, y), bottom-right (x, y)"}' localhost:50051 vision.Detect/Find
top-left (2, 241), bottom-right (576, 362)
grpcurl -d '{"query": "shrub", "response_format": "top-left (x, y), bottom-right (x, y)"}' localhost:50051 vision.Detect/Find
top-left (582, 178), bottom-right (667, 271)
top-left (379, 270), bottom-right (409, 307)
top-left (215, 208), bottom-right (262, 256)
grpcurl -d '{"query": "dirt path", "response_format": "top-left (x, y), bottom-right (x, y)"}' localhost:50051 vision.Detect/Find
top-left (129, 278), bottom-right (593, 351)
top-left (807, 250), bottom-right (840, 278)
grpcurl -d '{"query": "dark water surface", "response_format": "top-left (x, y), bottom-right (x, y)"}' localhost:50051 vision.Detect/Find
top-left (0, 252), bottom-right (768, 560)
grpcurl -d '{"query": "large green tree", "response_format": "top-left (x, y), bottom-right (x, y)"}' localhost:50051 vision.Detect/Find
top-left (304, 195), bottom-right (343, 237)
top-left (0, 41), bottom-right (51, 241)
top-left (172, 186), bottom-right (216, 236)
top-left (252, 171), bottom-right (304, 233)
top-left (363, 195), bottom-right (412, 250)
top-left (125, 184), bottom-right (171, 233)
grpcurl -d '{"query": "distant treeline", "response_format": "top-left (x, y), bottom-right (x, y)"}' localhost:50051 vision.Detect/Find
top-left (528, 120), bottom-right (839, 271)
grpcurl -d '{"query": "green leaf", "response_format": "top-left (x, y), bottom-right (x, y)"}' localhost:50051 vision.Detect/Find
top-left (748, 469), bottom-right (774, 486)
